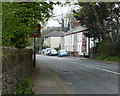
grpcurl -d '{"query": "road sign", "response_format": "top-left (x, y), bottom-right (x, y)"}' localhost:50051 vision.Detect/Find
top-left (29, 24), bottom-right (42, 67)
top-left (29, 24), bottom-right (41, 37)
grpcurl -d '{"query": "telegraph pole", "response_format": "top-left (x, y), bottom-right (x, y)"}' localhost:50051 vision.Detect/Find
top-left (33, 37), bottom-right (36, 67)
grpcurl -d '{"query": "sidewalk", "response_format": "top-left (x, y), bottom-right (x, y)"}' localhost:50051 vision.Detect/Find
top-left (0, 73), bottom-right (1, 96)
top-left (31, 61), bottom-right (69, 94)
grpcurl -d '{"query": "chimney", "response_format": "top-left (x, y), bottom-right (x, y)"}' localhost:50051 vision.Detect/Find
top-left (72, 19), bottom-right (80, 28)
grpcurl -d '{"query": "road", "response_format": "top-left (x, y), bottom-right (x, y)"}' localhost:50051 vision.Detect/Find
top-left (36, 54), bottom-right (119, 94)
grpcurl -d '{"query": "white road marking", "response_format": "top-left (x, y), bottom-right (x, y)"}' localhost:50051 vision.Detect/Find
top-left (37, 55), bottom-right (119, 75)
top-left (71, 62), bottom-right (120, 75)
top-left (67, 82), bottom-right (72, 85)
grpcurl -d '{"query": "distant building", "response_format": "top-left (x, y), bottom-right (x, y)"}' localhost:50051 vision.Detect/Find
top-left (60, 18), bottom-right (96, 57)
top-left (43, 31), bottom-right (65, 48)
top-left (46, 27), bottom-right (61, 31)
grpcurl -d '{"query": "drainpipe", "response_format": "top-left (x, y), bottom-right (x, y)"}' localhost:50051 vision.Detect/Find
top-left (88, 37), bottom-right (90, 58)
top-left (93, 37), bottom-right (95, 58)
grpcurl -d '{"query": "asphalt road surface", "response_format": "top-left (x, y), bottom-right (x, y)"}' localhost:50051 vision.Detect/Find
top-left (36, 54), bottom-right (119, 94)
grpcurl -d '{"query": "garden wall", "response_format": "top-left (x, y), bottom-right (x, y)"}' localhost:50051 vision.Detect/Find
top-left (2, 47), bottom-right (33, 95)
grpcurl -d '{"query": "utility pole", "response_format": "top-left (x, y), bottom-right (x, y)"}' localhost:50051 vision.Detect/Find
top-left (88, 37), bottom-right (90, 58)
top-left (33, 37), bottom-right (36, 67)
top-left (93, 38), bottom-right (95, 58)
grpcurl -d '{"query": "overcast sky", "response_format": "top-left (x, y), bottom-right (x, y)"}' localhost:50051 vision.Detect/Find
top-left (47, 5), bottom-right (70, 27)
top-left (46, 3), bottom-right (79, 27)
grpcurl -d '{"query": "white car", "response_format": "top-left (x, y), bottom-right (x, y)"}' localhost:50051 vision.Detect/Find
top-left (48, 49), bottom-right (58, 56)
top-left (41, 49), bottom-right (47, 54)
top-left (45, 48), bottom-right (54, 55)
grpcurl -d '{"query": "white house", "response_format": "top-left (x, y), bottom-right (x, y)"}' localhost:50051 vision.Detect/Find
top-left (43, 31), bottom-right (65, 48)
top-left (61, 26), bottom-right (95, 57)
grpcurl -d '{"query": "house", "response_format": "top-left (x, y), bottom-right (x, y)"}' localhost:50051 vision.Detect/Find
top-left (43, 31), bottom-right (65, 49)
top-left (60, 26), bottom-right (95, 57)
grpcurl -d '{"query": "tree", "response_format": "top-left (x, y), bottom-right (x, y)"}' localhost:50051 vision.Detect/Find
top-left (51, 3), bottom-right (77, 32)
top-left (73, 2), bottom-right (120, 41)
top-left (73, 2), bottom-right (120, 57)
top-left (2, 2), bottom-right (55, 48)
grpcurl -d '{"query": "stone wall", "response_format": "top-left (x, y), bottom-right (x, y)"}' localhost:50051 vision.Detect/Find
top-left (2, 47), bottom-right (33, 94)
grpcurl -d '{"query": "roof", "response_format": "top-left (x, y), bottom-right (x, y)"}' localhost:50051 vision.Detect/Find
top-left (44, 31), bottom-right (65, 37)
top-left (63, 26), bottom-right (87, 36)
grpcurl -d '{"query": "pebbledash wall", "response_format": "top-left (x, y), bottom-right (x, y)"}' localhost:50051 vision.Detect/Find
top-left (2, 47), bottom-right (33, 94)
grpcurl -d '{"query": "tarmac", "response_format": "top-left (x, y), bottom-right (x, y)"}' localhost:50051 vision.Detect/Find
top-left (31, 60), bottom-right (69, 95)
top-left (31, 56), bottom-right (118, 95)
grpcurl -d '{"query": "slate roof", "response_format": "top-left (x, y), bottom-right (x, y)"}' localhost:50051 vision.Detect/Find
top-left (44, 31), bottom-right (65, 37)
top-left (63, 26), bottom-right (87, 36)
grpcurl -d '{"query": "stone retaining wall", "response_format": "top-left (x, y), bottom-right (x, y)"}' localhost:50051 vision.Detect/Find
top-left (2, 47), bottom-right (33, 94)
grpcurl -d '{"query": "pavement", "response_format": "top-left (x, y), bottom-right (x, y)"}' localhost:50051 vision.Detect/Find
top-left (0, 73), bottom-right (1, 96)
top-left (31, 60), bottom-right (69, 94)
top-left (0, 65), bottom-right (2, 96)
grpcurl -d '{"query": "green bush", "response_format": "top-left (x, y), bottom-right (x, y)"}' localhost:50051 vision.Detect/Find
top-left (105, 56), bottom-right (120, 62)
top-left (97, 41), bottom-right (108, 59)
top-left (54, 47), bottom-right (59, 51)
top-left (14, 78), bottom-right (35, 95)
top-left (97, 54), bottom-right (107, 60)
top-left (42, 45), bottom-right (50, 49)
top-left (97, 40), bottom-right (120, 61)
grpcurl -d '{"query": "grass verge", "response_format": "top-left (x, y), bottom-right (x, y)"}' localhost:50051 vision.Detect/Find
top-left (97, 56), bottom-right (120, 62)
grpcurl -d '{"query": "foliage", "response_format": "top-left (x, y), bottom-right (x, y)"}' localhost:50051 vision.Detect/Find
top-left (97, 55), bottom-right (119, 62)
top-left (73, 2), bottom-right (120, 41)
top-left (42, 45), bottom-right (50, 49)
top-left (104, 56), bottom-right (119, 62)
top-left (2, 2), bottom-right (55, 48)
top-left (0, 2), bottom-right (2, 46)
top-left (14, 78), bottom-right (35, 95)
top-left (73, 2), bottom-right (120, 58)
top-left (54, 47), bottom-right (59, 51)
top-left (97, 40), bottom-right (120, 61)
top-left (97, 41), bottom-right (108, 58)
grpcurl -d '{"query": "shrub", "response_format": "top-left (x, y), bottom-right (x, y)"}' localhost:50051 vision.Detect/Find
top-left (54, 47), bottom-right (59, 51)
top-left (97, 40), bottom-right (119, 60)
top-left (97, 41), bottom-right (108, 59)
top-left (42, 45), bottom-right (50, 49)
top-left (105, 56), bottom-right (120, 62)
top-left (14, 78), bottom-right (35, 95)
top-left (97, 40), bottom-right (119, 62)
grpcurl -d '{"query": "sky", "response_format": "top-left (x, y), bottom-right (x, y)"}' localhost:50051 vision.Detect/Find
top-left (47, 5), bottom-right (70, 27)
top-left (46, 3), bottom-right (79, 27)
top-left (47, 19), bottom-right (60, 27)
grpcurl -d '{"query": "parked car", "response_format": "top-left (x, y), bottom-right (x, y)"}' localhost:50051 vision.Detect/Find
top-left (58, 50), bottom-right (68, 57)
top-left (41, 49), bottom-right (47, 54)
top-left (45, 48), bottom-right (54, 55)
top-left (48, 49), bottom-right (58, 56)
